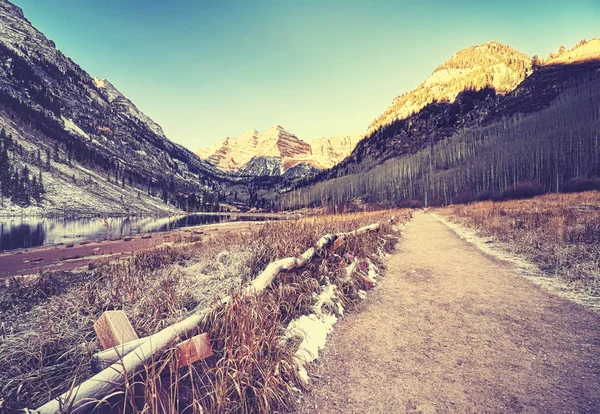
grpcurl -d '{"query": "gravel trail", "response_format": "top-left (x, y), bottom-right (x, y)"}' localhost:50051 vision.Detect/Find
top-left (300, 211), bottom-right (600, 413)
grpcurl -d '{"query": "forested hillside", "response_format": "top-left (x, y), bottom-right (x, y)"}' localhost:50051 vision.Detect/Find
top-left (0, 128), bottom-right (44, 206)
top-left (0, 1), bottom-right (227, 215)
top-left (280, 44), bottom-right (600, 210)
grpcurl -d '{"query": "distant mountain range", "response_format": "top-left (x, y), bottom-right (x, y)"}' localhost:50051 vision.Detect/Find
top-left (195, 41), bottom-right (534, 180)
top-left (1, 0), bottom-right (598, 214)
top-left (195, 126), bottom-right (362, 178)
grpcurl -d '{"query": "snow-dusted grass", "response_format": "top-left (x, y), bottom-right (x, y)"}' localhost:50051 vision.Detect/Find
top-left (433, 212), bottom-right (600, 313)
top-left (0, 110), bottom-right (183, 217)
top-left (0, 209), bottom-right (411, 412)
top-left (435, 192), bottom-right (600, 297)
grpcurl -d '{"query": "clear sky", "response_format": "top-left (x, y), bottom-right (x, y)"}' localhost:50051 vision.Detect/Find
top-left (10, 0), bottom-right (600, 150)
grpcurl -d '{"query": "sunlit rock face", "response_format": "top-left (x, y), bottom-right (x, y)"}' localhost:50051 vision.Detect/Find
top-left (196, 126), bottom-right (362, 177)
top-left (368, 41), bottom-right (532, 134)
top-left (308, 135), bottom-right (364, 169)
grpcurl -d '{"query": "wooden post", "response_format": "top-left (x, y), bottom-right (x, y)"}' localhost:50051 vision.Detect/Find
top-left (330, 236), bottom-right (345, 252)
top-left (175, 333), bottom-right (213, 368)
top-left (94, 310), bottom-right (139, 350)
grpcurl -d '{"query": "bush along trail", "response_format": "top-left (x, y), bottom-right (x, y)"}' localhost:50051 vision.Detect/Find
top-left (0, 210), bottom-right (411, 413)
top-left (299, 211), bottom-right (600, 413)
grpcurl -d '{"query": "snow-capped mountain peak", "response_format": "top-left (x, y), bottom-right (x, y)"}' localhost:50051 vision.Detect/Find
top-left (195, 126), bottom-right (362, 177)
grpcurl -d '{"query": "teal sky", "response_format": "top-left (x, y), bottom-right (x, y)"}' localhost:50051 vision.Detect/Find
top-left (11, 0), bottom-right (600, 150)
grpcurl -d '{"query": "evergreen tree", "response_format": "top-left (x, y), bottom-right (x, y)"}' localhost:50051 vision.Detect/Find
top-left (45, 148), bottom-right (51, 171)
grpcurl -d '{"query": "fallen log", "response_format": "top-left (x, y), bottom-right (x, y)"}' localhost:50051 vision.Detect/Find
top-left (244, 247), bottom-right (315, 295)
top-left (33, 216), bottom-right (394, 413)
top-left (90, 337), bottom-right (151, 373)
top-left (32, 310), bottom-right (210, 413)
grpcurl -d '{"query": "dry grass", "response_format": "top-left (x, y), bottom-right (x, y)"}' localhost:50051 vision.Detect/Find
top-left (437, 191), bottom-right (600, 294)
top-left (0, 209), bottom-right (411, 413)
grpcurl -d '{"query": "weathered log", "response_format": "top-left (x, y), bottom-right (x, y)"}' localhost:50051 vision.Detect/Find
top-left (33, 217), bottom-right (392, 413)
top-left (33, 310), bottom-right (208, 413)
top-left (90, 337), bottom-right (151, 373)
top-left (244, 247), bottom-right (315, 295)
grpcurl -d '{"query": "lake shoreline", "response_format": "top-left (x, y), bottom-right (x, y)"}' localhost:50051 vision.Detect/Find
top-left (0, 213), bottom-right (294, 254)
top-left (0, 210), bottom-right (294, 219)
top-left (0, 220), bottom-right (266, 278)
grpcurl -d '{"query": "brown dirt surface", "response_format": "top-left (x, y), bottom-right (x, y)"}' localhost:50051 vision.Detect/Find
top-left (298, 211), bottom-right (600, 413)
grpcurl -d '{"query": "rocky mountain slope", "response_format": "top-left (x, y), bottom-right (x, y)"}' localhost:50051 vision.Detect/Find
top-left (290, 39), bottom-right (600, 208)
top-left (0, 0), bottom-right (224, 215)
top-left (323, 41), bottom-right (555, 177)
top-left (196, 125), bottom-right (362, 177)
top-left (300, 134), bottom-right (364, 170)
top-left (367, 41), bottom-right (531, 135)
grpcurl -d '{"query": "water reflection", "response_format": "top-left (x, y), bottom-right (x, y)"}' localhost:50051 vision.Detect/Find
top-left (0, 214), bottom-right (260, 252)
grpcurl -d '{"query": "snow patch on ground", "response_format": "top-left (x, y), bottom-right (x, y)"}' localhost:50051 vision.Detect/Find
top-left (432, 212), bottom-right (600, 313)
top-left (61, 116), bottom-right (89, 139)
top-left (345, 259), bottom-right (358, 280)
top-left (367, 259), bottom-right (378, 284)
top-left (287, 313), bottom-right (338, 384)
top-left (313, 283), bottom-right (344, 317)
top-left (285, 282), bottom-right (344, 384)
top-left (282, 222), bottom-right (403, 385)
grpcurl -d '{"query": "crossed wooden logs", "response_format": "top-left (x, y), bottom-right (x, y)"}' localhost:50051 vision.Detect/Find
top-left (31, 216), bottom-right (395, 413)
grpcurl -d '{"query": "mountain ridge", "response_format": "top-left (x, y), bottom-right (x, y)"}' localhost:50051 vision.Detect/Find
top-left (195, 126), bottom-right (362, 177)
top-left (367, 41), bottom-right (532, 135)
top-left (285, 38), bottom-right (600, 209)
top-left (0, 0), bottom-right (226, 215)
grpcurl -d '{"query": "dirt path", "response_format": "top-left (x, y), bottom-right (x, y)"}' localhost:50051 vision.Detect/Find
top-left (299, 211), bottom-right (600, 413)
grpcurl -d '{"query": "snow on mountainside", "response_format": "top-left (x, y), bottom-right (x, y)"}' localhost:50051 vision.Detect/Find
top-left (196, 129), bottom-right (261, 171)
top-left (0, 0), bottom-right (223, 215)
top-left (368, 41), bottom-right (531, 134)
top-left (0, 115), bottom-right (181, 216)
top-left (197, 126), bottom-right (311, 175)
top-left (196, 126), bottom-right (362, 177)
top-left (309, 135), bottom-right (363, 169)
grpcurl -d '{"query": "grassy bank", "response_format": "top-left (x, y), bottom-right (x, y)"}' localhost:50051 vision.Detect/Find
top-left (0, 209), bottom-right (411, 412)
top-left (436, 191), bottom-right (600, 295)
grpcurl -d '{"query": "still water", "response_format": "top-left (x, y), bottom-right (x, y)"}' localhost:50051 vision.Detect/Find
top-left (0, 214), bottom-right (263, 252)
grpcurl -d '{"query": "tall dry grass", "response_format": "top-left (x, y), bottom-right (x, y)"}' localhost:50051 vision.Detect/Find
top-left (438, 191), bottom-right (600, 294)
top-left (0, 210), bottom-right (411, 413)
